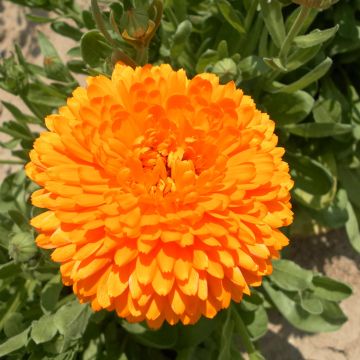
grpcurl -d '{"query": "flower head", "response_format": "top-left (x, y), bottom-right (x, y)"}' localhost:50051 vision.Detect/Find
top-left (26, 64), bottom-right (293, 328)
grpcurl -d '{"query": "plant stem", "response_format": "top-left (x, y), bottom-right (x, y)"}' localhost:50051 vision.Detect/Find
top-left (0, 160), bottom-right (24, 165)
top-left (55, 294), bottom-right (76, 310)
top-left (164, 8), bottom-right (179, 27)
top-left (91, 0), bottom-right (118, 47)
top-left (231, 305), bottom-right (257, 356)
top-left (279, 6), bottom-right (311, 64)
top-left (135, 46), bottom-right (149, 66)
top-left (112, 50), bottom-right (137, 68)
top-left (0, 279), bottom-right (30, 331)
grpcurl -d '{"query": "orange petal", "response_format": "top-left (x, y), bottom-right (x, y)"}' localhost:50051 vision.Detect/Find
top-left (51, 244), bottom-right (76, 262)
top-left (170, 288), bottom-right (186, 315)
top-left (156, 248), bottom-right (175, 273)
top-left (114, 246), bottom-right (138, 267)
top-left (152, 268), bottom-right (174, 296)
top-left (174, 258), bottom-right (192, 281)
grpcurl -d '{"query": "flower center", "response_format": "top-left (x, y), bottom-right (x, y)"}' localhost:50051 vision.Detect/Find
top-left (139, 146), bottom-right (190, 197)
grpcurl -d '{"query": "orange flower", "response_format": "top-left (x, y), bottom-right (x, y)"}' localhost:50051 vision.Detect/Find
top-left (26, 64), bottom-right (293, 328)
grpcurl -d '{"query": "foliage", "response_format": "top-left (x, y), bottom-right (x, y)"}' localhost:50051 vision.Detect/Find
top-left (0, 0), bottom-right (359, 358)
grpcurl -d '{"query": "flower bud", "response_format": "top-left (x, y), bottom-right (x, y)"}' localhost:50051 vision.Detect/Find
top-left (292, 0), bottom-right (338, 9)
top-left (119, 0), bottom-right (162, 49)
top-left (121, 20), bottom-right (156, 47)
top-left (8, 232), bottom-right (38, 264)
top-left (0, 55), bottom-right (28, 95)
top-left (120, 7), bottom-right (156, 47)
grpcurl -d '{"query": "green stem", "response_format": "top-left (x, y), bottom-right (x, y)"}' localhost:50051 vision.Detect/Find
top-left (0, 160), bottom-right (24, 165)
top-left (135, 46), bottom-right (149, 66)
top-left (231, 306), bottom-right (257, 356)
top-left (0, 279), bottom-right (31, 331)
top-left (279, 6), bottom-right (311, 64)
top-left (55, 294), bottom-right (76, 310)
top-left (0, 292), bottom-right (21, 330)
top-left (164, 8), bottom-right (179, 27)
top-left (111, 50), bottom-right (137, 68)
top-left (91, 0), bottom-right (118, 47)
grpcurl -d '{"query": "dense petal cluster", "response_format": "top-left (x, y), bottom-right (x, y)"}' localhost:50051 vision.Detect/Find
top-left (26, 64), bottom-right (293, 328)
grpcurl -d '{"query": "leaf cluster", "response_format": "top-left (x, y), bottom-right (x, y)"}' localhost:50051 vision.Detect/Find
top-left (0, 0), bottom-right (359, 358)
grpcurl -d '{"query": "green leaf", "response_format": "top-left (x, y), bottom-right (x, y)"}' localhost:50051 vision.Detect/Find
top-left (8, 209), bottom-right (30, 231)
top-left (263, 57), bottom-right (287, 72)
top-left (271, 259), bottom-right (313, 292)
top-left (80, 30), bottom-right (113, 68)
top-left (339, 167), bottom-right (360, 209)
top-left (51, 21), bottom-right (83, 41)
top-left (345, 202), bottom-right (360, 253)
top-left (240, 292), bottom-right (264, 312)
top-left (67, 60), bottom-right (87, 74)
top-left (171, 20), bottom-right (192, 58)
top-left (217, 40), bottom-right (229, 59)
top-left (3, 313), bottom-right (25, 338)
top-left (313, 98), bottom-right (342, 123)
top-left (263, 90), bottom-right (314, 126)
top-left (312, 276), bottom-right (352, 302)
top-left (0, 262), bottom-right (21, 279)
top-left (175, 315), bottom-right (221, 349)
top-left (259, 0), bottom-right (286, 48)
top-left (287, 44), bottom-right (322, 71)
top-left (288, 153), bottom-right (335, 210)
top-left (82, 10), bottom-right (96, 30)
top-left (249, 352), bottom-right (266, 360)
top-left (217, 0), bottom-right (245, 34)
top-left (1, 101), bottom-right (40, 125)
top-left (0, 328), bottom-right (30, 357)
top-left (276, 57), bottom-right (333, 93)
top-left (298, 293), bottom-right (323, 315)
top-left (31, 314), bottom-right (58, 344)
top-left (54, 301), bottom-right (92, 340)
top-left (37, 31), bottom-right (71, 81)
top-left (294, 25), bottom-right (339, 48)
top-left (309, 189), bottom-right (349, 229)
top-left (284, 6), bottom-right (318, 33)
top-left (263, 281), bottom-right (348, 333)
top-left (67, 46), bottom-right (82, 58)
top-left (27, 83), bottom-right (67, 108)
top-left (26, 14), bottom-right (53, 23)
top-left (335, 3), bottom-right (358, 39)
top-left (284, 122), bottom-right (353, 138)
top-left (0, 121), bottom-right (33, 141)
top-left (240, 306), bottom-right (268, 341)
top-left (121, 322), bottom-right (178, 349)
top-left (41, 275), bottom-right (63, 314)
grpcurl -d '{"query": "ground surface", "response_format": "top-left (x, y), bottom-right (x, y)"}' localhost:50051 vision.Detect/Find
top-left (0, 1), bottom-right (359, 359)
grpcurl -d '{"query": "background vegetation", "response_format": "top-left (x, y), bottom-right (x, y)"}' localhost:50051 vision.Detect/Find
top-left (0, 0), bottom-right (359, 358)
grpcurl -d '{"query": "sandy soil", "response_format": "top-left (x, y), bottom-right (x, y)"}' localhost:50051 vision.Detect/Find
top-left (260, 231), bottom-right (360, 360)
top-left (1, 1), bottom-right (360, 359)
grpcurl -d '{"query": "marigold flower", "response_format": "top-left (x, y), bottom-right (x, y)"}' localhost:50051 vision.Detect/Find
top-left (26, 64), bottom-right (293, 328)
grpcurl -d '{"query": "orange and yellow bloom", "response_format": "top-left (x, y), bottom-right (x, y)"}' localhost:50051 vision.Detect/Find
top-left (26, 64), bottom-right (293, 328)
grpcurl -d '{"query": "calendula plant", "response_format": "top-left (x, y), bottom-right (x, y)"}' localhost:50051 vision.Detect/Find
top-left (0, 0), bottom-right (358, 359)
